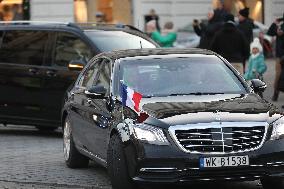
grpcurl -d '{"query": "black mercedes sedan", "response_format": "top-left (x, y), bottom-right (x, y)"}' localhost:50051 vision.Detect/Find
top-left (62, 48), bottom-right (284, 189)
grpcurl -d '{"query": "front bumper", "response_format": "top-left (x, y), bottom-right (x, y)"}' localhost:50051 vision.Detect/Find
top-left (128, 139), bottom-right (284, 183)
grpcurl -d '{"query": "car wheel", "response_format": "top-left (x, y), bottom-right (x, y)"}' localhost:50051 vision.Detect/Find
top-left (107, 134), bottom-right (135, 189)
top-left (261, 177), bottom-right (284, 189)
top-left (63, 116), bottom-right (89, 168)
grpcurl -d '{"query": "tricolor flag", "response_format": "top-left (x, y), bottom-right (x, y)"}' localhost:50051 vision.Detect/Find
top-left (120, 83), bottom-right (143, 113)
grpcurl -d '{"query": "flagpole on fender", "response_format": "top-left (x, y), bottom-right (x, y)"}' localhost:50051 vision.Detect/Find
top-left (120, 80), bottom-right (125, 120)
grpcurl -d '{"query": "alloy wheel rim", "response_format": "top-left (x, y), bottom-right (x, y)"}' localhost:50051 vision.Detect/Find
top-left (63, 120), bottom-right (71, 161)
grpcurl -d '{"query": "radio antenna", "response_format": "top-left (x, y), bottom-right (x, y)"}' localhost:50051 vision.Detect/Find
top-left (138, 19), bottom-right (143, 49)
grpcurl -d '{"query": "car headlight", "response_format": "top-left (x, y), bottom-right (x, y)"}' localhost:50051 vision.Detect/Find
top-left (271, 118), bottom-right (284, 140)
top-left (133, 124), bottom-right (169, 145)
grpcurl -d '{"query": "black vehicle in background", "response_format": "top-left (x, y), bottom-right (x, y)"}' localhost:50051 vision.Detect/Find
top-left (62, 48), bottom-right (284, 189)
top-left (0, 21), bottom-right (157, 130)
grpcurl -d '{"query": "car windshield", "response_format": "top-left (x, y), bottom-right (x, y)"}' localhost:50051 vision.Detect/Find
top-left (84, 31), bottom-right (156, 51)
top-left (116, 55), bottom-right (247, 97)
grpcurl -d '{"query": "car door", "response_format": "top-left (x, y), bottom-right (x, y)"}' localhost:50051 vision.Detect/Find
top-left (42, 31), bottom-right (94, 123)
top-left (83, 58), bottom-right (112, 160)
top-left (69, 58), bottom-right (103, 151)
top-left (0, 30), bottom-right (49, 120)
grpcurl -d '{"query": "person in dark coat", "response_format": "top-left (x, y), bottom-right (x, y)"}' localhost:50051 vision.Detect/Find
top-left (145, 9), bottom-right (161, 32)
top-left (193, 10), bottom-right (223, 49)
top-left (267, 13), bottom-right (284, 101)
top-left (210, 14), bottom-right (250, 74)
top-left (237, 7), bottom-right (254, 73)
top-left (238, 7), bottom-right (254, 43)
top-left (214, 0), bottom-right (228, 22)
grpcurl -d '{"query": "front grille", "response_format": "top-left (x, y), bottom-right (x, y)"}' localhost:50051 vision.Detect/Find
top-left (170, 123), bottom-right (267, 154)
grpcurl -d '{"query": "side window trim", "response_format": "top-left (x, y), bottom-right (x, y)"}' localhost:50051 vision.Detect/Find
top-left (42, 31), bottom-right (54, 66)
top-left (0, 30), bottom-right (5, 49)
top-left (50, 31), bottom-right (57, 67)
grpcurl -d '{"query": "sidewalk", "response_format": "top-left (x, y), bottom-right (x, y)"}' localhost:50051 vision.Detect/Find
top-left (259, 58), bottom-right (283, 111)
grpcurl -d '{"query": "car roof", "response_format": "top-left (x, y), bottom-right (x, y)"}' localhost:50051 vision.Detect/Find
top-left (0, 21), bottom-right (156, 45)
top-left (0, 21), bottom-right (140, 31)
top-left (96, 48), bottom-right (217, 61)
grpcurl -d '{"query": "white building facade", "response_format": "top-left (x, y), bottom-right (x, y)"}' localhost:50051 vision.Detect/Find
top-left (132, 0), bottom-right (284, 30)
top-left (28, 0), bottom-right (284, 29)
top-left (264, 0), bottom-right (284, 25)
top-left (30, 0), bottom-right (74, 22)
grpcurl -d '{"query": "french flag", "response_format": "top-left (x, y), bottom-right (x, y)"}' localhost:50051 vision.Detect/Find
top-left (120, 83), bottom-right (143, 113)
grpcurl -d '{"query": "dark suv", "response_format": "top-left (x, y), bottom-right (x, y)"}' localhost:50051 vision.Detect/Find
top-left (62, 48), bottom-right (284, 189)
top-left (0, 21), bottom-right (157, 130)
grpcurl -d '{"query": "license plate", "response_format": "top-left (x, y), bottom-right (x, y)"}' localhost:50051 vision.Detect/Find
top-left (200, 155), bottom-right (249, 168)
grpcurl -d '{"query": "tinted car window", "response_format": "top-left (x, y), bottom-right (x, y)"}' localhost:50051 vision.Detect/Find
top-left (81, 58), bottom-right (102, 88)
top-left (116, 56), bottom-right (247, 97)
top-left (54, 32), bottom-right (92, 67)
top-left (0, 31), bottom-right (3, 47)
top-left (84, 31), bottom-right (156, 52)
top-left (95, 59), bottom-right (111, 95)
top-left (0, 31), bottom-right (48, 65)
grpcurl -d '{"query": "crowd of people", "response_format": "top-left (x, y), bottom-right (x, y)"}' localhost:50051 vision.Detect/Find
top-left (145, 4), bottom-right (284, 104)
top-left (268, 16), bottom-right (284, 101)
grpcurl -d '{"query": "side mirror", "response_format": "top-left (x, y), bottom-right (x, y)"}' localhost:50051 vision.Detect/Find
top-left (68, 59), bottom-right (86, 71)
top-left (85, 85), bottom-right (107, 99)
top-left (251, 79), bottom-right (266, 93)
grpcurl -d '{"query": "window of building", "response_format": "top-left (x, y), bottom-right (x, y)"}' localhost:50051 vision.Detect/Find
top-left (212, 0), bottom-right (263, 23)
top-left (74, 0), bottom-right (132, 24)
top-left (0, 0), bottom-right (30, 21)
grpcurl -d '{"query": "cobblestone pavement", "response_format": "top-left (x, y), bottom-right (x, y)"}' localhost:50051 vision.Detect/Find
top-left (0, 126), bottom-right (111, 189)
top-left (0, 59), bottom-right (280, 189)
top-left (262, 59), bottom-right (284, 110)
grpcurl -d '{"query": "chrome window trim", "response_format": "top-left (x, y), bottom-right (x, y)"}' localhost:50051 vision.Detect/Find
top-left (168, 122), bottom-right (268, 154)
top-left (79, 147), bottom-right (107, 165)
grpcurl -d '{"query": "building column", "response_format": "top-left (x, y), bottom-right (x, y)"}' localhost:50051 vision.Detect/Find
top-left (30, 0), bottom-right (74, 22)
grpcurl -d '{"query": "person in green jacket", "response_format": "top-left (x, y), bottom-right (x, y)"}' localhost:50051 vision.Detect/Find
top-left (151, 21), bottom-right (177, 47)
top-left (244, 38), bottom-right (267, 81)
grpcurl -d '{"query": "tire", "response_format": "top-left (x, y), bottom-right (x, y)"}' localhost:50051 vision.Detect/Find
top-left (107, 134), bottom-right (135, 189)
top-left (261, 177), bottom-right (284, 189)
top-left (63, 116), bottom-right (89, 168)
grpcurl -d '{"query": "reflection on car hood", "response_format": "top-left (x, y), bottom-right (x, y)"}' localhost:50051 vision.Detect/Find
top-left (141, 93), bottom-right (281, 127)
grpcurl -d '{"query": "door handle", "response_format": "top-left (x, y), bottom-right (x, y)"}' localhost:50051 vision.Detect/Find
top-left (28, 68), bottom-right (39, 75)
top-left (46, 70), bottom-right (57, 77)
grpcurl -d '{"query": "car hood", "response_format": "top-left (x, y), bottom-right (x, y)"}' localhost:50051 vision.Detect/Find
top-left (140, 93), bottom-right (282, 127)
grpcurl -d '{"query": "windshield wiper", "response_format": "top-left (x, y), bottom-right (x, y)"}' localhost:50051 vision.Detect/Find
top-left (169, 92), bottom-right (224, 96)
top-left (142, 92), bottom-right (225, 98)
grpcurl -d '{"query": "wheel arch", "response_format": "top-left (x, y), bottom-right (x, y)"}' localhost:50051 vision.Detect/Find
top-left (62, 110), bottom-right (68, 130)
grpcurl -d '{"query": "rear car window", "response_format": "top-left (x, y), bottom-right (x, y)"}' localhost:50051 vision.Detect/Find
top-left (0, 30), bottom-right (48, 66)
top-left (54, 32), bottom-right (92, 67)
top-left (84, 31), bottom-right (156, 52)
